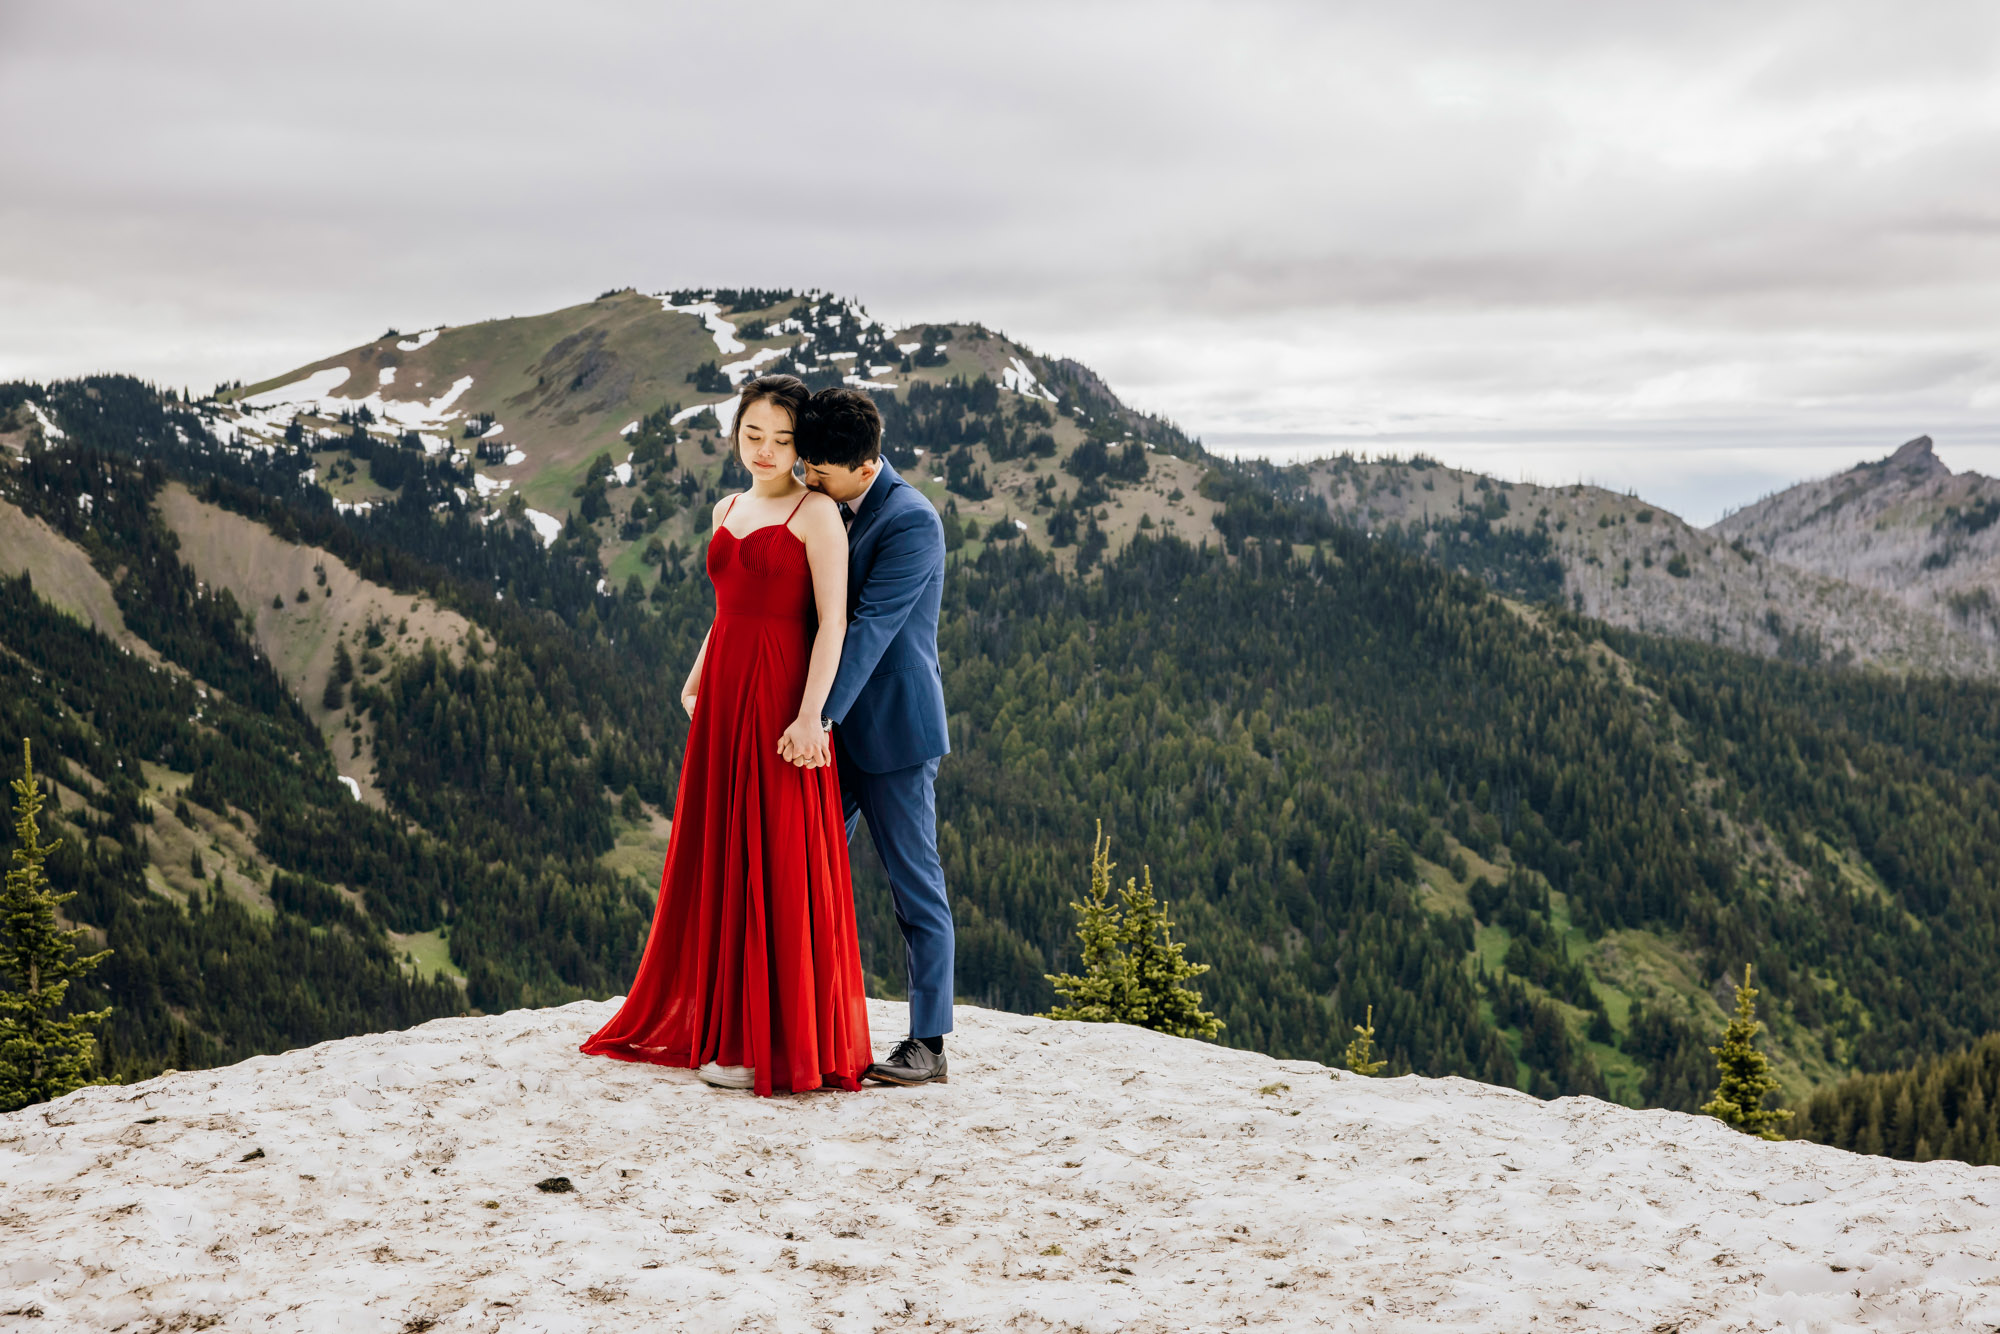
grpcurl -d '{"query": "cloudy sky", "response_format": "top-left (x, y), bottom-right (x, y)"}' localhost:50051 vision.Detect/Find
top-left (5, 1), bottom-right (1999, 521)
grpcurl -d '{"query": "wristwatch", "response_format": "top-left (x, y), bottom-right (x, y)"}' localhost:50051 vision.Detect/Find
top-left (820, 717), bottom-right (834, 732)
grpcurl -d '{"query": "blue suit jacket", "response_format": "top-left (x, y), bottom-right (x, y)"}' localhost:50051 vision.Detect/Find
top-left (825, 459), bottom-right (949, 773)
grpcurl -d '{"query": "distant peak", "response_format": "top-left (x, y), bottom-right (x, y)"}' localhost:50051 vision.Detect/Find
top-left (1887, 435), bottom-right (1947, 475)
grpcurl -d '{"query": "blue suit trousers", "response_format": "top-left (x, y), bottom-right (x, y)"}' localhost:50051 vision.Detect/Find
top-left (841, 756), bottom-right (954, 1039)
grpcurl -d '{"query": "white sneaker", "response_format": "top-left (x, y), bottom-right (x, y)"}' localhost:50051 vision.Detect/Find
top-left (697, 1062), bottom-right (755, 1089)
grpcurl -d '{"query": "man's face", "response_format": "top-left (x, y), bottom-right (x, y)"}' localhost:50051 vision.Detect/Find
top-left (798, 458), bottom-right (878, 505)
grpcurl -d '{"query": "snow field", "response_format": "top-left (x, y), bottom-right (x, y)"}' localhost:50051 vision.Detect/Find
top-left (6, 1000), bottom-right (2000, 1332)
top-left (395, 330), bottom-right (440, 352)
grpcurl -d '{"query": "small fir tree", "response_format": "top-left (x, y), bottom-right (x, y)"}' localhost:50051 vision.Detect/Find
top-left (1701, 964), bottom-right (1793, 1140)
top-left (1344, 1003), bottom-right (1388, 1076)
top-left (1042, 822), bottom-right (1221, 1040)
top-left (0, 740), bottom-right (112, 1112)
top-left (1040, 823), bottom-right (1132, 1025)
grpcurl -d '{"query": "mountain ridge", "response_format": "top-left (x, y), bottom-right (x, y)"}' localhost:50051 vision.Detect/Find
top-left (1714, 434), bottom-right (2000, 643)
top-left (9, 309), bottom-right (2000, 1147)
top-left (1300, 439), bottom-right (2000, 679)
top-left (182, 288), bottom-right (2000, 681)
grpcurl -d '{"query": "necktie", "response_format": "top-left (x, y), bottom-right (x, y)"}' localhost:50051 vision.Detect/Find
top-left (838, 500), bottom-right (854, 529)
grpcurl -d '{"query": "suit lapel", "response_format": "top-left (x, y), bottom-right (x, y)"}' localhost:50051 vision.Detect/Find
top-left (848, 457), bottom-right (902, 546)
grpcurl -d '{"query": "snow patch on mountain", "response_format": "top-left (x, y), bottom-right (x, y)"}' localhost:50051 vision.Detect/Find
top-left (6, 1001), bottom-right (1999, 1331)
top-left (241, 366), bottom-right (353, 409)
top-left (27, 402), bottom-right (66, 440)
top-left (671, 397), bottom-right (741, 435)
top-left (1001, 355), bottom-right (1059, 402)
top-left (228, 372), bottom-right (477, 454)
top-left (722, 347), bottom-right (786, 385)
top-left (523, 508), bottom-right (562, 547)
top-left (395, 329), bottom-right (440, 351)
top-left (662, 299), bottom-right (746, 355)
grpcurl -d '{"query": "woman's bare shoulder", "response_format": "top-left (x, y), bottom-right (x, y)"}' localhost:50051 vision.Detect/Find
top-left (793, 489), bottom-right (842, 519)
top-left (794, 490), bottom-right (850, 549)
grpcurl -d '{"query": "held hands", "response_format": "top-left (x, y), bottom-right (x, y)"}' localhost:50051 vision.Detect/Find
top-left (777, 714), bottom-right (831, 769)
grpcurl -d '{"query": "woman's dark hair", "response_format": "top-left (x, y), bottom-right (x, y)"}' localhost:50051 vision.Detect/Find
top-left (797, 387), bottom-right (883, 468)
top-left (731, 373), bottom-right (809, 444)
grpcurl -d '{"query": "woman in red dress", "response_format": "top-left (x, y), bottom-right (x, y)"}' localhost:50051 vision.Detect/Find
top-left (581, 374), bottom-right (872, 1096)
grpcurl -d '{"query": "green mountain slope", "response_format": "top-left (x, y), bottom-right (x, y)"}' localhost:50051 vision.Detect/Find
top-left (212, 288), bottom-right (1219, 589)
top-left (8, 336), bottom-right (2000, 1123)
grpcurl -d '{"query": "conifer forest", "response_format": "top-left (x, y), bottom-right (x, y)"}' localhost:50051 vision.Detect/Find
top-left (6, 372), bottom-right (2000, 1164)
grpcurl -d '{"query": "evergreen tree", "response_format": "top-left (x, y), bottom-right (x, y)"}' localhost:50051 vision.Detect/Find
top-left (1344, 1004), bottom-right (1388, 1075)
top-left (322, 642), bottom-right (351, 711)
top-left (0, 739), bottom-right (112, 1112)
top-left (1039, 822), bottom-right (1129, 1025)
top-left (1042, 822), bottom-right (1221, 1040)
top-left (1701, 965), bottom-right (1792, 1140)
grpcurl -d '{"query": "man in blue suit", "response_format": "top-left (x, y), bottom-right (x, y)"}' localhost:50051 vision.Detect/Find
top-left (794, 387), bottom-right (953, 1086)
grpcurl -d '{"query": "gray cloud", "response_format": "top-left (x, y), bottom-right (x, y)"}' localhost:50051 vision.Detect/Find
top-left (4, 0), bottom-right (1999, 519)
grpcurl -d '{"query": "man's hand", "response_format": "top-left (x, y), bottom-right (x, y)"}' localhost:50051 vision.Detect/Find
top-left (778, 715), bottom-right (830, 769)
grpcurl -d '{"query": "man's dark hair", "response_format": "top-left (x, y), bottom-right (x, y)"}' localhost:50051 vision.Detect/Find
top-left (797, 387), bottom-right (883, 468)
top-left (730, 373), bottom-right (809, 445)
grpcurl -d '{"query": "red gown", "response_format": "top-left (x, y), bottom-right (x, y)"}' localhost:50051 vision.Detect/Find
top-left (581, 495), bottom-right (872, 1096)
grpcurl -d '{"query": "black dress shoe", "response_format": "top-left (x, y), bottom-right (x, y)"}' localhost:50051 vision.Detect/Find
top-left (866, 1036), bottom-right (949, 1086)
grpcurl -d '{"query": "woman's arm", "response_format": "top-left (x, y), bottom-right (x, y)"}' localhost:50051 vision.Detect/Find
top-left (681, 627), bottom-right (712, 717)
top-left (779, 492), bottom-right (849, 768)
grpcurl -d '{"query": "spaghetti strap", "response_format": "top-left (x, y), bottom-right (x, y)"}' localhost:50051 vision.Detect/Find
top-left (782, 490), bottom-right (811, 527)
top-left (721, 493), bottom-right (740, 523)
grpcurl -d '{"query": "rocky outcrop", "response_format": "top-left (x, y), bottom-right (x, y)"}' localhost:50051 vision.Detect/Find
top-left (1713, 437), bottom-right (2000, 643)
